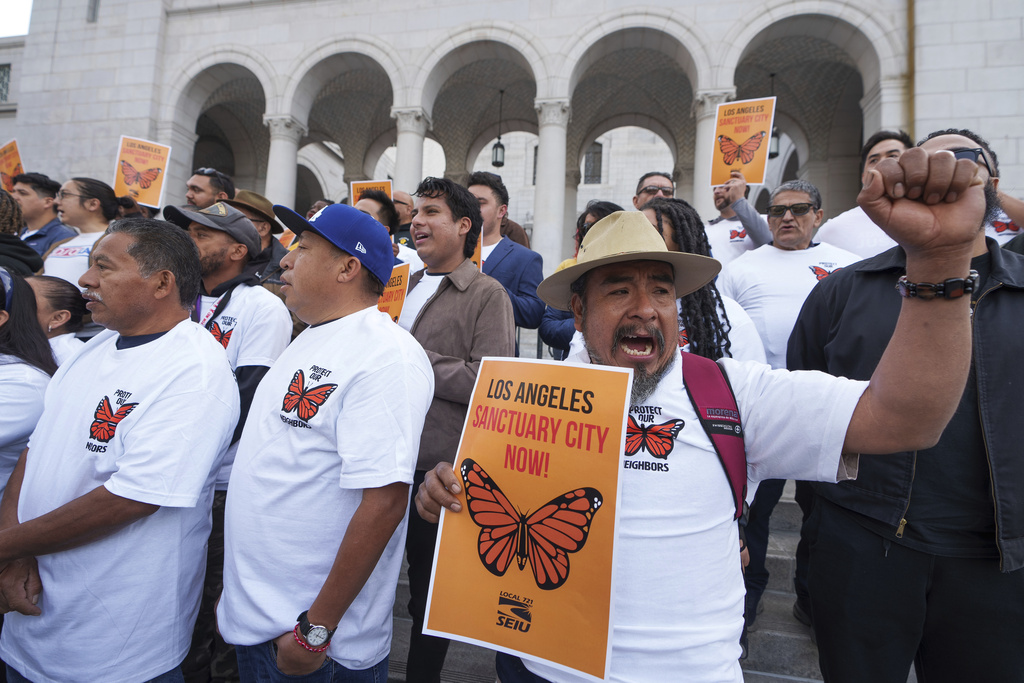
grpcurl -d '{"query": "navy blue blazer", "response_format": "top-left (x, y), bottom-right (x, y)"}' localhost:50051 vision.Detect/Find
top-left (482, 236), bottom-right (544, 329)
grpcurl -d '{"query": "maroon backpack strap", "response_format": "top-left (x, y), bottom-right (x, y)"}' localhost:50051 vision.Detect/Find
top-left (681, 351), bottom-right (747, 520)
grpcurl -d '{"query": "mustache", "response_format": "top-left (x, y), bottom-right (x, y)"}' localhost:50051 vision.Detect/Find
top-left (612, 324), bottom-right (666, 352)
top-left (82, 290), bottom-right (102, 303)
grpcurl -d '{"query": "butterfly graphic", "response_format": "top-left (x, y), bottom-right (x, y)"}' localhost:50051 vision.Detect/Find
top-left (209, 322), bottom-right (233, 349)
top-left (460, 458), bottom-right (602, 590)
top-left (1, 164), bottom-right (23, 192)
top-left (281, 369), bottom-right (337, 422)
top-left (89, 396), bottom-right (139, 442)
top-left (119, 160), bottom-right (162, 189)
top-left (809, 265), bottom-right (841, 281)
top-left (624, 415), bottom-right (685, 459)
top-left (678, 328), bottom-right (690, 348)
top-left (730, 229), bottom-right (747, 240)
top-left (718, 132), bottom-right (766, 166)
top-left (993, 220), bottom-right (1020, 234)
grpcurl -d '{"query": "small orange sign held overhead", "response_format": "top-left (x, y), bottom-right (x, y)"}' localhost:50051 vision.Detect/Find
top-left (112, 136), bottom-right (172, 208)
top-left (0, 140), bottom-right (24, 192)
top-left (350, 179), bottom-right (393, 203)
top-left (425, 358), bottom-right (632, 680)
top-left (377, 262), bottom-right (410, 323)
top-left (709, 97), bottom-right (776, 186)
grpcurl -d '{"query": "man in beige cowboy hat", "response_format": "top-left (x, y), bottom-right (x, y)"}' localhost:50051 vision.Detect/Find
top-left (415, 146), bottom-right (988, 683)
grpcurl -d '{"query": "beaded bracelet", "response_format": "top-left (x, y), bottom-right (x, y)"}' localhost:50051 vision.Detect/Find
top-left (293, 624), bottom-right (331, 653)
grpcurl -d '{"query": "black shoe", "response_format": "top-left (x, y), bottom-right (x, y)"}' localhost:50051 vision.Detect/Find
top-left (744, 594), bottom-right (765, 631)
top-left (792, 597), bottom-right (812, 627)
top-left (739, 624), bottom-right (749, 660)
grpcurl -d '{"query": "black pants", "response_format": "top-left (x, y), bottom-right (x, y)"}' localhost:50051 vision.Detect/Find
top-left (742, 478), bottom-right (786, 610)
top-left (809, 500), bottom-right (1024, 683)
top-left (404, 469), bottom-right (451, 683)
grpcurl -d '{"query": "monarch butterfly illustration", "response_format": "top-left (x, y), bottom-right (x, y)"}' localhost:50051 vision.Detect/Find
top-left (1, 164), bottom-right (23, 192)
top-left (281, 369), bottom-right (337, 422)
top-left (90, 396), bottom-right (138, 442)
top-left (809, 265), bottom-right (841, 281)
top-left (993, 220), bottom-right (1020, 234)
top-left (624, 415), bottom-right (685, 459)
top-left (460, 458), bottom-right (603, 591)
top-left (119, 160), bottom-right (162, 189)
top-left (209, 322), bottom-right (233, 349)
top-left (718, 132), bottom-right (766, 166)
top-left (730, 229), bottom-right (747, 240)
top-left (678, 328), bottom-right (690, 348)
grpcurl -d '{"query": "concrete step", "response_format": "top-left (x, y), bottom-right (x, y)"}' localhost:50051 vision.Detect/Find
top-left (388, 613), bottom-right (496, 682)
top-left (764, 528), bottom-right (798, 595)
top-left (742, 591), bottom-right (821, 680)
top-left (768, 482), bottom-right (804, 534)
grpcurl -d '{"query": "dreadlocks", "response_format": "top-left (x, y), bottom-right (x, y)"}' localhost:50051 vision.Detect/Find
top-left (641, 197), bottom-right (732, 360)
top-left (0, 189), bottom-right (23, 236)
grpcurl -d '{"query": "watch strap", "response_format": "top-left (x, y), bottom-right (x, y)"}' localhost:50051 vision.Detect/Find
top-left (296, 610), bottom-right (336, 649)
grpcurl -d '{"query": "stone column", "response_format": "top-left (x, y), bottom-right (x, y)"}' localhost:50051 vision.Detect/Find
top-left (563, 169), bottom-right (582, 259)
top-left (391, 107), bottom-right (431, 193)
top-left (692, 89), bottom-right (734, 221)
top-left (533, 99), bottom-right (571, 277)
top-left (263, 114), bottom-right (307, 209)
top-left (156, 121), bottom-right (198, 208)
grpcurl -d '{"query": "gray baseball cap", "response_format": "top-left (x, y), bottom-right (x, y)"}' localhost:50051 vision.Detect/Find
top-left (163, 202), bottom-right (262, 257)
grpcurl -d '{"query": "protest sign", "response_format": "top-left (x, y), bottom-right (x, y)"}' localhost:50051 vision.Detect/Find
top-left (0, 140), bottom-right (23, 192)
top-left (112, 135), bottom-right (171, 208)
top-left (709, 96), bottom-right (776, 186)
top-left (350, 179), bottom-right (392, 202)
top-left (377, 261), bottom-right (410, 322)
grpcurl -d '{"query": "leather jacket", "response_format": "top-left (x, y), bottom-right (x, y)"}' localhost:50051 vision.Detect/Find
top-left (788, 239), bottom-right (1024, 572)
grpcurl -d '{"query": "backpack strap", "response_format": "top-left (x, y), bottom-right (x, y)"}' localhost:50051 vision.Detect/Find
top-left (681, 351), bottom-right (747, 520)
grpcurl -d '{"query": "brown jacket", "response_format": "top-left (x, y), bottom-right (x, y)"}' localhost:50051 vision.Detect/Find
top-left (408, 258), bottom-right (515, 471)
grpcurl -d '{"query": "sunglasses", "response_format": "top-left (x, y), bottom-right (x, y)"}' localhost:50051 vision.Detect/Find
top-left (638, 185), bottom-right (674, 198)
top-left (767, 203), bottom-right (816, 218)
top-left (193, 167), bottom-right (230, 180)
top-left (0, 267), bottom-right (13, 313)
top-left (952, 148), bottom-right (995, 178)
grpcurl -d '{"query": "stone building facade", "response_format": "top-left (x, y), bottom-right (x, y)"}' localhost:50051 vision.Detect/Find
top-left (1, 0), bottom-right (1021, 273)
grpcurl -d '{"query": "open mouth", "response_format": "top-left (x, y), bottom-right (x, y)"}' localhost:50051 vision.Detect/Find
top-left (620, 335), bottom-right (654, 357)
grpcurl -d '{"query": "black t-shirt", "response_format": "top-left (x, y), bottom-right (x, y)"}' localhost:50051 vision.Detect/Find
top-left (855, 251), bottom-right (998, 558)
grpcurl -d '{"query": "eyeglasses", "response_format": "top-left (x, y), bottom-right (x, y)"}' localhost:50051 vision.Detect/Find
top-left (952, 148), bottom-right (995, 178)
top-left (393, 199), bottom-right (410, 207)
top-left (767, 203), bottom-right (816, 218)
top-left (0, 267), bottom-right (13, 313)
top-left (57, 190), bottom-right (83, 200)
top-left (638, 185), bottom-right (674, 198)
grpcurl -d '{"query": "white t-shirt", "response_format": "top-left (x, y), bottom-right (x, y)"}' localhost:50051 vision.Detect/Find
top-left (42, 231), bottom-right (105, 290)
top-left (199, 283), bottom-right (292, 487)
top-left (219, 306), bottom-right (434, 670)
top-left (398, 271), bottom-right (445, 331)
top-left (49, 332), bottom-right (84, 366)
top-left (397, 243), bottom-right (424, 274)
top-left (527, 351), bottom-right (865, 683)
top-left (814, 206), bottom-right (897, 259)
top-left (705, 217), bottom-right (758, 267)
top-left (0, 321), bottom-right (239, 683)
top-left (985, 208), bottom-right (1021, 245)
top-left (0, 357), bottom-right (49, 496)
top-left (480, 241), bottom-right (499, 267)
top-left (718, 243), bottom-right (860, 369)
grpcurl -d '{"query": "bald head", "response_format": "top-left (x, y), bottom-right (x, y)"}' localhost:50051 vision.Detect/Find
top-left (393, 190), bottom-right (413, 225)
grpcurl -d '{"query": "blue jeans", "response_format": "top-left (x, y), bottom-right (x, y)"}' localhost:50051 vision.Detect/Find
top-left (235, 641), bottom-right (388, 683)
top-left (7, 664), bottom-right (183, 682)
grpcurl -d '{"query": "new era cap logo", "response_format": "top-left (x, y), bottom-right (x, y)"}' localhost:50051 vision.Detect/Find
top-left (355, 241), bottom-right (367, 254)
top-left (200, 203), bottom-right (229, 216)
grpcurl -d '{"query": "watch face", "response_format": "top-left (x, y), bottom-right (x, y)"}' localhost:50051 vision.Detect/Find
top-left (306, 625), bottom-right (330, 647)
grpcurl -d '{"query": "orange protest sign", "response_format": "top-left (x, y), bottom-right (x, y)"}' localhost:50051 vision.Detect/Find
top-left (425, 358), bottom-right (632, 680)
top-left (350, 179), bottom-right (392, 202)
top-left (471, 235), bottom-right (482, 271)
top-left (112, 136), bottom-right (171, 208)
top-left (709, 97), bottom-right (776, 186)
top-left (0, 140), bottom-right (24, 192)
top-left (377, 261), bottom-right (409, 322)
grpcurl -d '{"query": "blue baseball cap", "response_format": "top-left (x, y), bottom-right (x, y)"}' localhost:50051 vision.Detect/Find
top-left (273, 203), bottom-right (394, 287)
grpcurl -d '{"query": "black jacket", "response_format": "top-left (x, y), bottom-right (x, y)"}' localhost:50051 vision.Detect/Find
top-left (788, 239), bottom-right (1024, 572)
top-left (0, 234), bottom-right (44, 275)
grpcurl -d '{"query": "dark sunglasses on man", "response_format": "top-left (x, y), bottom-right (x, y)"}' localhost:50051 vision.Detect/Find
top-left (638, 185), bottom-right (674, 198)
top-left (767, 203), bottom-right (815, 218)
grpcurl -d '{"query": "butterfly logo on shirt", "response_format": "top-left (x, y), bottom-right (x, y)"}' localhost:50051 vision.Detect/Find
top-left (281, 369), bottom-right (337, 422)
top-left (678, 328), bottom-right (690, 348)
top-left (89, 396), bottom-right (139, 442)
top-left (993, 220), bottom-right (1020, 233)
top-left (119, 161), bottom-right (162, 190)
top-left (809, 265), bottom-right (842, 281)
top-left (718, 132), bottom-right (766, 166)
top-left (209, 322), bottom-right (233, 349)
top-left (625, 415), bottom-right (685, 459)
top-left (730, 229), bottom-right (747, 240)
top-left (1, 164), bottom-right (23, 192)
top-left (460, 458), bottom-right (603, 591)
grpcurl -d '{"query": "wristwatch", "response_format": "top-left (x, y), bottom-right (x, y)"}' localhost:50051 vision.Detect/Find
top-left (297, 610), bottom-right (336, 649)
top-left (896, 270), bottom-right (979, 300)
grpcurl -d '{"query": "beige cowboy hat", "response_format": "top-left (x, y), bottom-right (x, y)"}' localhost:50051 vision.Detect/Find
top-left (537, 211), bottom-right (722, 311)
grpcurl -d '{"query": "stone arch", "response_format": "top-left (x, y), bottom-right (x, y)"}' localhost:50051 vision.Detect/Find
top-left (162, 49), bottom-right (276, 129)
top-left (557, 11), bottom-right (713, 96)
top-left (577, 114), bottom-right (677, 167)
top-left (412, 24), bottom-right (548, 115)
top-left (465, 119), bottom-right (540, 174)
